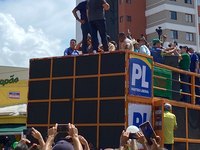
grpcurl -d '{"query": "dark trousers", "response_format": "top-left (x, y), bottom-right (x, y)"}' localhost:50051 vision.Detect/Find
top-left (81, 22), bottom-right (90, 54)
top-left (164, 144), bottom-right (172, 150)
top-left (196, 77), bottom-right (200, 104)
top-left (89, 19), bottom-right (108, 51)
top-left (180, 74), bottom-right (191, 103)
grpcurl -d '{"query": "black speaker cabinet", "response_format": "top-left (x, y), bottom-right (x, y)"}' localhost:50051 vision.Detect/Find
top-left (28, 52), bottom-right (126, 149)
top-left (173, 106), bottom-right (186, 138)
top-left (174, 142), bottom-right (186, 150)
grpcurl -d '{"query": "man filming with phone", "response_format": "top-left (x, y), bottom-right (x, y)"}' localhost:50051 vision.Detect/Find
top-left (163, 103), bottom-right (177, 150)
top-left (119, 125), bottom-right (163, 150)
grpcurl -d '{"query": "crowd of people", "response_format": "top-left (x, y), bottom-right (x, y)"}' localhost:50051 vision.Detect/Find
top-left (64, 30), bottom-right (200, 104)
top-left (63, 0), bottom-right (200, 105)
top-left (1, 0), bottom-right (197, 149)
top-left (2, 102), bottom-right (177, 150)
top-left (3, 116), bottom-right (176, 150)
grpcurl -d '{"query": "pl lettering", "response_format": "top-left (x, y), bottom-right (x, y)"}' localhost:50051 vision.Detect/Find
top-left (131, 63), bottom-right (149, 88)
top-left (132, 112), bottom-right (147, 127)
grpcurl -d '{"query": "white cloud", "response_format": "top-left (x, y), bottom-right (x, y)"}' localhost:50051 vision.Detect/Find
top-left (0, 0), bottom-right (76, 67)
top-left (0, 13), bottom-right (61, 67)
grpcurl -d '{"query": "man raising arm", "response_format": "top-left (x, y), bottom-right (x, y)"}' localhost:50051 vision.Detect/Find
top-left (102, 0), bottom-right (110, 11)
top-left (72, 1), bottom-right (90, 54)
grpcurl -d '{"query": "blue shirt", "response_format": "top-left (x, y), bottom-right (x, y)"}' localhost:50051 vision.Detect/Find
top-left (75, 1), bottom-right (88, 22)
top-left (64, 47), bottom-right (73, 56)
top-left (64, 47), bottom-right (79, 56)
top-left (190, 53), bottom-right (199, 72)
top-left (150, 47), bottom-right (164, 63)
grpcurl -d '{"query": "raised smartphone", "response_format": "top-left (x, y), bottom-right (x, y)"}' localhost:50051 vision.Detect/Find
top-left (139, 121), bottom-right (156, 145)
top-left (57, 124), bottom-right (69, 133)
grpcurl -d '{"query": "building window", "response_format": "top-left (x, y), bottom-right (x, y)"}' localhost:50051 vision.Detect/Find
top-left (120, 16), bottom-right (123, 23)
top-left (127, 16), bottom-right (132, 22)
top-left (170, 30), bottom-right (178, 39)
top-left (126, 0), bottom-right (131, 4)
top-left (185, 0), bottom-right (192, 4)
top-left (170, 11), bottom-right (177, 20)
top-left (185, 14), bottom-right (193, 22)
top-left (186, 32), bottom-right (194, 41)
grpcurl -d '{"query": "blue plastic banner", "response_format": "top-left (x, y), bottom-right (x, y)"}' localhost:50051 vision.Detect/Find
top-left (129, 55), bottom-right (152, 97)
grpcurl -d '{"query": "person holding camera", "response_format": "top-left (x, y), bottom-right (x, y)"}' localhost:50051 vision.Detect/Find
top-left (119, 129), bottom-right (139, 150)
top-left (119, 125), bottom-right (164, 150)
top-left (31, 127), bottom-right (45, 149)
top-left (13, 127), bottom-right (45, 150)
top-left (43, 123), bottom-right (89, 150)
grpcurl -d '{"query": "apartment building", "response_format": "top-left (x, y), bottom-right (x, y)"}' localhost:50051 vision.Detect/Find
top-left (146, 0), bottom-right (199, 50)
top-left (198, 0), bottom-right (200, 42)
top-left (118, 0), bottom-right (146, 39)
top-left (75, 0), bottom-right (199, 50)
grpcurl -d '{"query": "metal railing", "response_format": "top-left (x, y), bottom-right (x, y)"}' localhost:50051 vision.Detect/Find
top-left (153, 62), bottom-right (200, 105)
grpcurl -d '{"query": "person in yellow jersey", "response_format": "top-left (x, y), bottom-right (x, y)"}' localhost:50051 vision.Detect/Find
top-left (164, 103), bottom-right (177, 150)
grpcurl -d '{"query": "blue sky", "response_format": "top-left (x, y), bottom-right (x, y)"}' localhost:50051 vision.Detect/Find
top-left (0, 0), bottom-right (76, 67)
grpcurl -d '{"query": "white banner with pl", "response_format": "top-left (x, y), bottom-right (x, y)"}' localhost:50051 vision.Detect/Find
top-left (128, 103), bottom-right (152, 128)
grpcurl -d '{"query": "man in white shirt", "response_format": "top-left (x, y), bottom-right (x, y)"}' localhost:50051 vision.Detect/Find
top-left (118, 32), bottom-right (134, 51)
top-left (138, 37), bottom-right (151, 56)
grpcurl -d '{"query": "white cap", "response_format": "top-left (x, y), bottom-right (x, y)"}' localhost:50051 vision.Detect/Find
top-left (126, 125), bottom-right (139, 133)
top-left (164, 103), bottom-right (172, 111)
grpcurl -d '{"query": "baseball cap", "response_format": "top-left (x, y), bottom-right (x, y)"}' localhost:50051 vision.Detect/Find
top-left (52, 140), bottom-right (74, 150)
top-left (152, 38), bottom-right (162, 45)
top-left (126, 125), bottom-right (139, 133)
top-left (164, 103), bottom-right (172, 111)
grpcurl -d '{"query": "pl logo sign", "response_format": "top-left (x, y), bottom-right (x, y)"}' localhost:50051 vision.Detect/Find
top-left (131, 63), bottom-right (149, 88)
top-left (128, 103), bottom-right (152, 127)
top-left (129, 57), bottom-right (152, 97)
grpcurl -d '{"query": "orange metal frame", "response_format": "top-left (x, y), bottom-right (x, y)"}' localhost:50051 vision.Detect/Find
top-left (28, 51), bottom-right (200, 149)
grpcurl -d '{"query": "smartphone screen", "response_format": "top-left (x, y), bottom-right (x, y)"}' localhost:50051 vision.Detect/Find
top-left (23, 128), bottom-right (33, 136)
top-left (139, 121), bottom-right (156, 145)
top-left (57, 124), bottom-right (69, 133)
top-left (129, 133), bottom-right (138, 139)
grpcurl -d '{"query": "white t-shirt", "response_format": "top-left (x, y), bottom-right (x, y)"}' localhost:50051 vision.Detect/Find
top-left (120, 38), bottom-right (134, 51)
